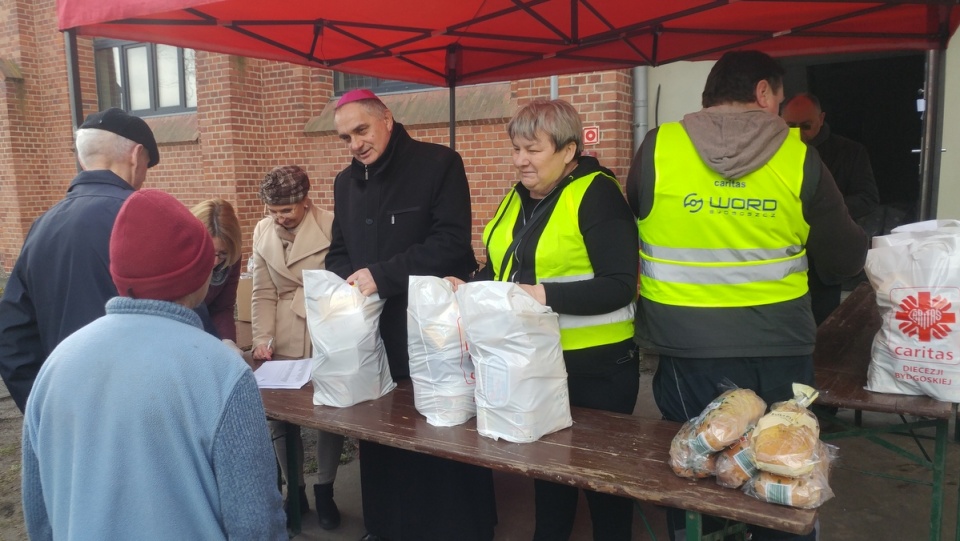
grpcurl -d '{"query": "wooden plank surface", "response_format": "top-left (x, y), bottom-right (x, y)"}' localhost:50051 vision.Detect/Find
top-left (261, 381), bottom-right (817, 535)
top-left (813, 283), bottom-right (954, 419)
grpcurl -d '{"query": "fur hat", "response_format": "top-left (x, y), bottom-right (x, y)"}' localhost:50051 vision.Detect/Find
top-left (110, 190), bottom-right (214, 301)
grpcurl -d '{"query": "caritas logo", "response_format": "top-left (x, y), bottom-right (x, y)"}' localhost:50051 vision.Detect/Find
top-left (895, 291), bottom-right (956, 341)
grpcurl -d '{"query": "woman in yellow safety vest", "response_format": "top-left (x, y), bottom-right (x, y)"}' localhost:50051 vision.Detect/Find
top-left (449, 99), bottom-right (639, 541)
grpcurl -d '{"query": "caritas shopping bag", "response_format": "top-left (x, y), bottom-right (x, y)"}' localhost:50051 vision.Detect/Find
top-left (407, 276), bottom-right (477, 427)
top-left (303, 270), bottom-right (396, 407)
top-left (864, 220), bottom-right (960, 401)
top-left (456, 281), bottom-right (572, 443)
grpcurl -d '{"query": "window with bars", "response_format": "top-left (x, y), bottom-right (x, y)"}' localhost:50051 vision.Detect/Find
top-left (94, 39), bottom-right (197, 116)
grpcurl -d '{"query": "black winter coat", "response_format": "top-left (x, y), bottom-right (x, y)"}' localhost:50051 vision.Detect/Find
top-left (326, 122), bottom-right (477, 379)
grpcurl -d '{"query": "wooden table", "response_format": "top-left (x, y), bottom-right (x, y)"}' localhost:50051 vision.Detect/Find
top-left (262, 381), bottom-right (816, 540)
top-left (813, 282), bottom-right (957, 541)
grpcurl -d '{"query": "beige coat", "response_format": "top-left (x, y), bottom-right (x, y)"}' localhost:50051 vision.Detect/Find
top-left (251, 205), bottom-right (334, 359)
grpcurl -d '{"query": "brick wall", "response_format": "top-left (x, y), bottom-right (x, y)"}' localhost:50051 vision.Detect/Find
top-left (0, 1), bottom-right (639, 272)
top-left (0, 0), bottom-right (80, 271)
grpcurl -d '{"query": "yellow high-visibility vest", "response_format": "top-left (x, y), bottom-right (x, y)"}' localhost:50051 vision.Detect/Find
top-left (484, 172), bottom-right (635, 350)
top-left (639, 122), bottom-right (810, 307)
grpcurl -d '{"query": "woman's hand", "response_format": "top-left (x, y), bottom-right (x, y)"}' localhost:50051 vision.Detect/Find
top-left (518, 283), bottom-right (547, 305)
top-left (443, 276), bottom-right (466, 291)
top-left (252, 341), bottom-right (273, 361)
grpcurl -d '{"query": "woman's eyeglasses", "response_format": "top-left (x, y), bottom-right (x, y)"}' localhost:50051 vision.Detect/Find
top-left (264, 205), bottom-right (297, 219)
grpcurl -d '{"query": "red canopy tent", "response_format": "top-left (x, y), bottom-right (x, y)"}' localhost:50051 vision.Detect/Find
top-left (56, 0), bottom-right (960, 215)
top-left (57, 0), bottom-right (959, 87)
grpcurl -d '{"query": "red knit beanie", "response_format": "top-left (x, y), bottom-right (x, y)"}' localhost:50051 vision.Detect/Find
top-left (110, 190), bottom-right (214, 301)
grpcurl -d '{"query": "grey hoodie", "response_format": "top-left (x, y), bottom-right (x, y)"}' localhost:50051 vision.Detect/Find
top-left (680, 108), bottom-right (788, 180)
top-left (625, 108), bottom-right (867, 358)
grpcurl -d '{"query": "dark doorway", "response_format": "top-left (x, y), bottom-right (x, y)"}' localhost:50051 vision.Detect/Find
top-left (784, 53), bottom-right (925, 214)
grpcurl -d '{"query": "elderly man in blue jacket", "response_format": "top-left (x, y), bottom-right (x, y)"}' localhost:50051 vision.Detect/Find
top-left (0, 108), bottom-right (158, 412)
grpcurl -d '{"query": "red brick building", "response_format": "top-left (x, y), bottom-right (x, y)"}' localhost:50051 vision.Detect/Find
top-left (0, 0), bottom-right (638, 272)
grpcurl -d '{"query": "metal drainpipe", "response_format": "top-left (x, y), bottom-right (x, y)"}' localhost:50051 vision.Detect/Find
top-left (918, 48), bottom-right (945, 220)
top-left (550, 75), bottom-right (559, 100)
top-left (632, 66), bottom-right (648, 155)
top-left (65, 29), bottom-right (84, 173)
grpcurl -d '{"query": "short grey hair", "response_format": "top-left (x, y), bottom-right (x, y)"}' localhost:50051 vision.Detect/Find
top-left (75, 128), bottom-right (137, 168)
top-left (507, 99), bottom-right (583, 157)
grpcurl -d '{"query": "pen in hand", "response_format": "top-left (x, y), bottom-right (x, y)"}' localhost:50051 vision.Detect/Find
top-left (253, 337), bottom-right (275, 362)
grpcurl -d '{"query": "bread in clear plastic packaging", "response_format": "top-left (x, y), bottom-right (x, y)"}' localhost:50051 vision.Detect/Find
top-left (751, 383), bottom-right (820, 477)
top-left (669, 420), bottom-right (717, 479)
top-left (746, 441), bottom-right (836, 508)
top-left (693, 388), bottom-right (767, 452)
top-left (715, 434), bottom-right (758, 488)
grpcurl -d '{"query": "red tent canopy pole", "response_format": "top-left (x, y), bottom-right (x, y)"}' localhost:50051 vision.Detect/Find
top-left (446, 45), bottom-right (461, 150)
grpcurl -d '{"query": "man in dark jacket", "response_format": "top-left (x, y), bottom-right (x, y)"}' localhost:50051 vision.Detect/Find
top-left (782, 92), bottom-right (879, 324)
top-left (0, 108), bottom-right (159, 412)
top-left (327, 89), bottom-right (495, 541)
top-left (627, 51), bottom-right (867, 541)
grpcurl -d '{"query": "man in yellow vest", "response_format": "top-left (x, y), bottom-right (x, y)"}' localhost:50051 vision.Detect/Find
top-left (626, 50), bottom-right (867, 541)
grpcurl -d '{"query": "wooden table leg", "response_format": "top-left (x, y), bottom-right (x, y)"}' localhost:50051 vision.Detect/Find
top-left (285, 422), bottom-right (302, 536)
top-left (685, 510), bottom-right (704, 541)
top-left (929, 418), bottom-right (947, 541)
top-left (685, 510), bottom-right (748, 541)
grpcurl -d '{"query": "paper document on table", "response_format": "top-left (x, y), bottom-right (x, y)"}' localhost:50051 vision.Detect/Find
top-left (254, 359), bottom-right (312, 389)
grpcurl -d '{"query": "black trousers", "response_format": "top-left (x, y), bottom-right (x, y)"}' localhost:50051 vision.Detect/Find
top-left (532, 354), bottom-right (640, 541)
top-left (359, 441), bottom-right (497, 541)
top-left (653, 354), bottom-right (818, 541)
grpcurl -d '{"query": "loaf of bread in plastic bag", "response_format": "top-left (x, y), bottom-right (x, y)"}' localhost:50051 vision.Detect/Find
top-left (751, 393), bottom-right (820, 477)
top-left (669, 420), bottom-right (717, 479)
top-left (748, 441), bottom-right (835, 509)
top-left (694, 388), bottom-right (767, 452)
top-left (715, 434), bottom-right (757, 488)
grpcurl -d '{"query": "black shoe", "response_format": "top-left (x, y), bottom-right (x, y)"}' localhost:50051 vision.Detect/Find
top-left (283, 485), bottom-right (310, 516)
top-left (360, 535), bottom-right (387, 541)
top-left (314, 483), bottom-right (341, 530)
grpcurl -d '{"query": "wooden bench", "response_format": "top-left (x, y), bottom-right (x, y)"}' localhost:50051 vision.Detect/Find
top-left (813, 282), bottom-right (956, 541)
top-left (262, 380), bottom-right (817, 540)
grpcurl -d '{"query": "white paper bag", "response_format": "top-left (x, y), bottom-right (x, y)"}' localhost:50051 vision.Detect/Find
top-left (456, 281), bottom-right (572, 443)
top-left (407, 276), bottom-right (477, 426)
top-left (303, 270), bottom-right (396, 407)
top-left (864, 222), bottom-right (960, 401)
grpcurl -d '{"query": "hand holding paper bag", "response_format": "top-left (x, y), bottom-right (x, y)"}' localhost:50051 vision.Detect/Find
top-left (407, 276), bottom-right (477, 427)
top-left (456, 281), bottom-right (572, 443)
top-left (303, 269), bottom-right (396, 407)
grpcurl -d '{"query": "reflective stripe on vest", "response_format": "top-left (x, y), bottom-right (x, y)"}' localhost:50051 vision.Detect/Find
top-left (483, 172), bottom-right (635, 350)
top-left (639, 122), bottom-right (810, 308)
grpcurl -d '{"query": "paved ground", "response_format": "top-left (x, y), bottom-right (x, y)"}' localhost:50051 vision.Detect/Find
top-left (0, 382), bottom-right (26, 541)
top-left (1, 356), bottom-right (957, 540)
